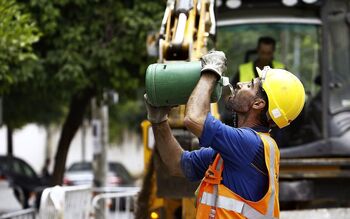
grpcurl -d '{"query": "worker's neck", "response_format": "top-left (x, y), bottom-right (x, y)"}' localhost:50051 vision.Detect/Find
top-left (236, 113), bottom-right (264, 128)
top-left (256, 59), bottom-right (271, 69)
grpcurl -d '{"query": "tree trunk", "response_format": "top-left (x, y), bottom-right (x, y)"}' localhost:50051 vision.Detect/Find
top-left (7, 125), bottom-right (13, 157)
top-left (51, 87), bottom-right (96, 186)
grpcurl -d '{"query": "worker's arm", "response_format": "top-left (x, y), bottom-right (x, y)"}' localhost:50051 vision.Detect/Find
top-left (144, 96), bottom-right (184, 177)
top-left (184, 51), bottom-right (227, 137)
top-left (184, 73), bottom-right (217, 137)
top-left (152, 122), bottom-right (184, 177)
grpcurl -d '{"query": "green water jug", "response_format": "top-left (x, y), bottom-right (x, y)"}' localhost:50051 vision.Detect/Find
top-left (145, 61), bottom-right (223, 107)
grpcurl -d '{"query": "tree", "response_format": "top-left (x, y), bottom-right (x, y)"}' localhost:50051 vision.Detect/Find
top-left (21, 0), bottom-right (164, 185)
top-left (0, 0), bottom-right (40, 94)
top-left (0, 0), bottom-right (40, 155)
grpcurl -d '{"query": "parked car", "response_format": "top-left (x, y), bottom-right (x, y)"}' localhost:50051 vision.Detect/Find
top-left (0, 180), bottom-right (22, 213)
top-left (0, 155), bottom-right (46, 209)
top-left (64, 161), bottom-right (134, 186)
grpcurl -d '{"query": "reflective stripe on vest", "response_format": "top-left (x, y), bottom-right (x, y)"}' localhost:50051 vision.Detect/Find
top-left (239, 61), bottom-right (285, 82)
top-left (199, 134), bottom-right (277, 219)
top-left (209, 156), bottom-right (224, 218)
top-left (263, 135), bottom-right (276, 217)
top-left (200, 192), bottom-right (277, 219)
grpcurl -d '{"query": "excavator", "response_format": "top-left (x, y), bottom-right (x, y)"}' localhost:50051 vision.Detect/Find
top-left (139, 0), bottom-right (350, 218)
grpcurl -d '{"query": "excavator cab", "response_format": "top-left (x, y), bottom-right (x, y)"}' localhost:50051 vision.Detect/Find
top-left (216, 0), bottom-right (350, 206)
top-left (216, 0), bottom-right (350, 153)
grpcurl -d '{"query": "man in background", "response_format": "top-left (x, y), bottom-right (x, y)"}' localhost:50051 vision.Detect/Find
top-left (231, 36), bottom-right (285, 85)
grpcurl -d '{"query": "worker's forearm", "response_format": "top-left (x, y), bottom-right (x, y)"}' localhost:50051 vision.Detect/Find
top-left (184, 72), bottom-right (217, 137)
top-left (152, 121), bottom-right (184, 177)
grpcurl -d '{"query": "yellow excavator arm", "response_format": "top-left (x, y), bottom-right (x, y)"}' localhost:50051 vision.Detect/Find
top-left (140, 1), bottom-right (218, 218)
top-left (159, 0), bottom-right (216, 62)
top-left (158, 0), bottom-right (220, 127)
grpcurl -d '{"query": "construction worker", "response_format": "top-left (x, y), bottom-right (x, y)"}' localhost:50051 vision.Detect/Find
top-left (231, 36), bottom-right (285, 85)
top-left (145, 51), bottom-right (305, 218)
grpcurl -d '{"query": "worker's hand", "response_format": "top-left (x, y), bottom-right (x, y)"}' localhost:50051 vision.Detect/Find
top-left (200, 50), bottom-right (227, 79)
top-left (144, 94), bottom-right (171, 124)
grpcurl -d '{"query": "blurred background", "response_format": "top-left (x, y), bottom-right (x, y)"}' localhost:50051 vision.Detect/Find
top-left (1, 0), bottom-right (350, 218)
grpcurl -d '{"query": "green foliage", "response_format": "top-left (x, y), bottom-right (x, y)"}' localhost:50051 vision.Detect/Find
top-left (109, 96), bottom-right (146, 143)
top-left (3, 0), bottom-right (164, 134)
top-left (28, 0), bottom-right (164, 96)
top-left (0, 0), bottom-right (40, 93)
top-left (3, 82), bottom-right (67, 128)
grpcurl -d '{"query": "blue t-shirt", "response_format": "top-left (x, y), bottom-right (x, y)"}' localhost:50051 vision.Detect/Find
top-left (181, 113), bottom-right (269, 201)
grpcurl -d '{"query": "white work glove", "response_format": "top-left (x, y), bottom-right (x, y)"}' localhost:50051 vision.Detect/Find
top-left (144, 94), bottom-right (171, 124)
top-left (200, 50), bottom-right (227, 79)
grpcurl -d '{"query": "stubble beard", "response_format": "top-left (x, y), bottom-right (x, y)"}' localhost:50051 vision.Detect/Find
top-left (225, 95), bottom-right (251, 114)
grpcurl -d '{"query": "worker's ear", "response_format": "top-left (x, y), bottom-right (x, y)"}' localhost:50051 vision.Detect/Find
top-left (252, 98), bottom-right (266, 110)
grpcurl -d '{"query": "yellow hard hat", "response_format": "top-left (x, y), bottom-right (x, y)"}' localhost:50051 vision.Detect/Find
top-left (256, 66), bottom-right (305, 128)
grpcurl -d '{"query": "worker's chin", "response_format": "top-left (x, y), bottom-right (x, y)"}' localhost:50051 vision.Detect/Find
top-left (225, 96), bottom-right (235, 111)
top-left (261, 59), bottom-right (272, 65)
top-left (225, 99), bottom-right (248, 114)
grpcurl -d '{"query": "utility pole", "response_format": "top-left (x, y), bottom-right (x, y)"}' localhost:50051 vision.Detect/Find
top-left (92, 97), bottom-right (111, 219)
top-left (81, 119), bottom-right (88, 162)
top-left (92, 98), bottom-right (108, 188)
top-left (91, 91), bottom-right (118, 188)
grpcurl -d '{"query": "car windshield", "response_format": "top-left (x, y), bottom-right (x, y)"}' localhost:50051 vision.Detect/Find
top-left (109, 163), bottom-right (133, 182)
top-left (0, 157), bottom-right (37, 178)
top-left (0, 158), bottom-right (10, 172)
top-left (68, 162), bottom-right (92, 171)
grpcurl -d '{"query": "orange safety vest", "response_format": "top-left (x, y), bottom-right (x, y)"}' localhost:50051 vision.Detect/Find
top-left (196, 133), bottom-right (280, 219)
